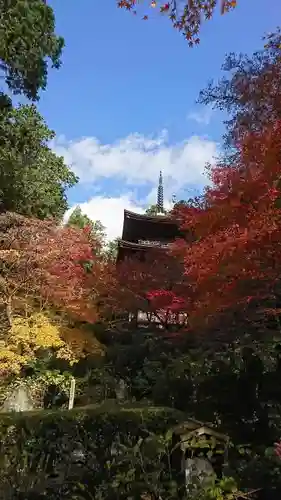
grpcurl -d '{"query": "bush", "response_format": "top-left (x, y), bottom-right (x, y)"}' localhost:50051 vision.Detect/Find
top-left (0, 402), bottom-right (186, 499)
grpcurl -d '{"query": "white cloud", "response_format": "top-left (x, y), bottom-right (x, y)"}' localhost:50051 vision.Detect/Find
top-left (52, 130), bottom-right (218, 192)
top-left (187, 106), bottom-right (213, 126)
top-left (58, 129), bottom-right (219, 241)
top-left (65, 194), bottom-right (144, 241)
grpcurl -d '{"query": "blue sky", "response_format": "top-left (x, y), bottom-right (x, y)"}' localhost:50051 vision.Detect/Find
top-left (38, 0), bottom-right (280, 240)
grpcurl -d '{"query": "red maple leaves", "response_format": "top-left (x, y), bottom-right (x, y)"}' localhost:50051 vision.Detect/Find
top-left (105, 249), bottom-right (188, 328)
top-left (38, 225), bottom-right (111, 323)
top-left (146, 290), bottom-right (186, 312)
top-left (172, 120), bottom-right (281, 327)
top-left (0, 213), bottom-right (111, 325)
top-left (275, 441), bottom-right (281, 459)
top-left (117, 1), bottom-right (237, 46)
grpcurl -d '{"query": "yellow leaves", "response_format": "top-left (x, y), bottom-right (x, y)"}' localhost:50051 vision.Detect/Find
top-left (9, 313), bottom-right (64, 354)
top-left (1, 312), bottom-right (105, 377)
top-left (60, 326), bottom-right (105, 361)
top-left (0, 348), bottom-right (27, 377)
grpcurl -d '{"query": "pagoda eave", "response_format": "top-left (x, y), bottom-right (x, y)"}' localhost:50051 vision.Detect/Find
top-left (118, 239), bottom-right (169, 251)
top-left (122, 210), bottom-right (180, 243)
top-left (117, 239), bottom-right (171, 262)
top-left (124, 210), bottom-right (173, 224)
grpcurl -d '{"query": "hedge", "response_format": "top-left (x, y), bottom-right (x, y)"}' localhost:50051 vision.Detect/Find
top-left (0, 401), bottom-right (186, 499)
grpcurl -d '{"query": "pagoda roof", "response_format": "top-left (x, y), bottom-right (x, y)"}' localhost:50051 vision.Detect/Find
top-left (122, 210), bottom-right (180, 243)
top-left (118, 239), bottom-right (169, 251)
top-left (124, 210), bottom-right (175, 224)
top-left (116, 238), bottom-right (169, 263)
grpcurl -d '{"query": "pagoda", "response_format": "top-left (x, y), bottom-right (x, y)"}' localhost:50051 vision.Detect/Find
top-left (116, 172), bottom-right (188, 328)
top-left (117, 172), bottom-right (181, 262)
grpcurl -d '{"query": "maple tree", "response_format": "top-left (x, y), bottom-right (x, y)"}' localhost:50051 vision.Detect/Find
top-left (106, 249), bottom-right (188, 328)
top-left (172, 119), bottom-right (281, 329)
top-left (117, 0), bottom-right (237, 46)
top-left (0, 212), bottom-right (108, 376)
top-left (67, 207), bottom-right (120, 261)
top-left (198, 29), bottom-right (281, 155)
top-left (39, 222), bottom-right (112, 323)
top-left (0, 212), bottom-right (53, 339)
top-left (164, 32), bottom-right (281, 330)
top-left (0, 313), bottom-right (105, 377)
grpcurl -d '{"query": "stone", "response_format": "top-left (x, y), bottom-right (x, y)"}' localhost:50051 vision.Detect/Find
top-left (1, 385), bottom-right (34, 413)
top-left (115, 378), bottom-right (127, 402)
top-left (185, 457), bottom-right (215, 489)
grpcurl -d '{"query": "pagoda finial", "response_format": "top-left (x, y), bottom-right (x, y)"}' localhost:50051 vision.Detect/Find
top-left (157, 170), bottom-right (164, 213)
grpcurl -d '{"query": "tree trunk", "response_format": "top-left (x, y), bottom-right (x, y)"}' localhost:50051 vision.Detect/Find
top-left (0, 295), bottom-right (12, 342)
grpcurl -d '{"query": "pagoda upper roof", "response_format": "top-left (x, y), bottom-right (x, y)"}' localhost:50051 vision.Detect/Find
top-left (124, 209), bottom-right (175, 223)
top-left (122, 209), bottom-right (180, 243)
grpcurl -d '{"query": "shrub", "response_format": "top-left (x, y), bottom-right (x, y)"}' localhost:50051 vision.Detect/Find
top-left (0, 402), bottom-right (185, 499)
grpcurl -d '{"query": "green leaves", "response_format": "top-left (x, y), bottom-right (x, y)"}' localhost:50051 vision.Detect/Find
top-left (0, 0), bottom-right (64, 100)
top-left (0, 104), bottom-right (78, 220)
top-left (0, 2), bottom-right (69, 218)
top-left (68, 207), bottom-right (106, 247)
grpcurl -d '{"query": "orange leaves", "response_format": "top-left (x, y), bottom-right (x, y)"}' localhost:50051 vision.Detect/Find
top-left (0, 213), bottom-right (110, 374)
top-left (0, 312), bottom-right (105, 377)
top-left (106, 250), bottom-right (187, 325)
top-left (173, 121), bottom-right (281, 328)
top-left (117, 1), bottom-right (133, 10)
top-left (117, 1), bottom-right (238, 46)
top-left (0, 212), bottom-right (112, 325)
top-left (38, 225), bottom-right (111, 323)
top-left (221, 0), bottom-right (237, 15)
top-left (0, 213), bottom-right (54, 318)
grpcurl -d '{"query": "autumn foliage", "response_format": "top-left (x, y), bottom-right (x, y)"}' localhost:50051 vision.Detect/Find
top-left (0, 213), bottom-right (110, 323)
top-left (107, 111), bottom-right (281, 331)
top-left (172, 120), bottom-right (281, 328)
top-left (38, 224), bottom-right (111, 323)
top-left (198, 29), bottom-right (281, 152)
top-left (117, 0), bottom-right (237, 46)
top-left (0, 213), bottom-right (108, 375)
top-left (0, 312), bottom-right (104, 377)
top-left (106, 250), bottom-right (188, 328)
top-left (107, 69), bottom-right (281, 333)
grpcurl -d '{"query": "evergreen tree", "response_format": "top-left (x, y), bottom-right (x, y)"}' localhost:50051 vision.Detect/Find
top-left (0, 0), bottom-right (64, 101)
top-left (0, 105), bottom-right (77, 220)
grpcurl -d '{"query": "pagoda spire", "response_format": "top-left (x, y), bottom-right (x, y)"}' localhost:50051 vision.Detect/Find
top-left (157, 171), bottom-right (164, 213)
